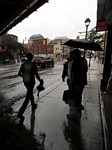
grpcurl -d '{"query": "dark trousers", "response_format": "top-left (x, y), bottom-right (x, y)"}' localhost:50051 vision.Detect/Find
top-left (18, 83), bottom-right (35, 116)
top-left (67, 79), bottom-right (70, 88)
top-left (72, 86), bottom-right (84, 106)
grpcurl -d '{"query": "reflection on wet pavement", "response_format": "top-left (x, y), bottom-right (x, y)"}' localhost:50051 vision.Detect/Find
top-left (30, 109), bottom-right (36, 134)
top-left (62, 120), bottom-right (85, 150)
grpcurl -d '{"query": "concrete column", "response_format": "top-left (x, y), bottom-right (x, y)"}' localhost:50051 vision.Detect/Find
top-left (100, 24), bottom-right (112, 90)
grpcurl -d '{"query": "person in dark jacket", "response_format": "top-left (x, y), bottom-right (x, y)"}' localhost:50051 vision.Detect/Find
top-left (70, 49), bottom-right (88, 114)
top-left (62, 51), bottom-right (73, 87)
top-left (17, 52), bottom-right (42, 122)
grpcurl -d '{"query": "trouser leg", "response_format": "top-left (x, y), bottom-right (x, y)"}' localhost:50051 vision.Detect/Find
top-left (72, 86), bottom-right (84, 106)
top-left (70, 86), bottom-right (84, 114)
top-left (67, 79), bottom-right (70, 88)
top-left (18, 84), bottom-right (34, 117)
top-left (26, 84), bottom-right (35, 106)
top-left (29, 90), bottom-right (35, 106)
top-left (18, 95), bottom-right (29, 116)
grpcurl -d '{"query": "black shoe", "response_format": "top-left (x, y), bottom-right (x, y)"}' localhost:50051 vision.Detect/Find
top-left (17, 114), bottom-right (23, 119)
top-left (19, 116), bottom-right (25, 126)
top-left (17, 114), bottom-right (25, 123)
top-left (32, 104), bottom-right (37, 109)
top-left (80, 104), bottom-right (84, 110)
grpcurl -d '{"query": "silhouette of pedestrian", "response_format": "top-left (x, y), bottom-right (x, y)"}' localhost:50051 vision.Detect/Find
top-left (62, 51), bottom-right (73, 88)
top-left (70, 49), bottom-right (88, 114)
top-left (17, 52), bottom-right (42, 122)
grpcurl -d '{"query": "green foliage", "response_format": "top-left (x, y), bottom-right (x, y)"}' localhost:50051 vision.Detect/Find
top-left (86, 50), bottom-right (94, 56)
top-left (0, 34), bottom-right (24, 62)
top-left (87, 27), bottom-right (107, 44)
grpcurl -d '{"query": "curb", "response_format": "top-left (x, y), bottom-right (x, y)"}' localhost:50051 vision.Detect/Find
top-left (99, 89), bottom-right (110, 150)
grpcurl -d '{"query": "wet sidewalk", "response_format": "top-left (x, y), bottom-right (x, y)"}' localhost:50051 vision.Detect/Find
top-left (0, 62), bottom-right (20, 68)
top-left (0, 59), bottom-right (112, 150)
top-left (0, 62), bottom-right (20, 73)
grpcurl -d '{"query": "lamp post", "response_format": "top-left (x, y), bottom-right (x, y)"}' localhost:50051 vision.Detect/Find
top-left (84, 18), bottom-right (91, 57)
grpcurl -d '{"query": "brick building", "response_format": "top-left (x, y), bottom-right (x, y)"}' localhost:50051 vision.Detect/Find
top-left (28, 39), bottom-right (47, 56)
top-left (26, 34), bottom-right (70, 60)
top-left (27, 34), bottom-right (48, 56)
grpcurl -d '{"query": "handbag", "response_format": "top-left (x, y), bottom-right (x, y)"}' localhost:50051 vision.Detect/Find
top-left (62, 90), bottom-right (72, 103)
top-left (62, 90), bottom-right (77, 107)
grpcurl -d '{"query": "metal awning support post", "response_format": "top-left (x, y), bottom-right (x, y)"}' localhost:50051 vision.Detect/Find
top-left (100, 24), bottom-right (112, 90)
top-left (89, 50), bottom-right (92, 67)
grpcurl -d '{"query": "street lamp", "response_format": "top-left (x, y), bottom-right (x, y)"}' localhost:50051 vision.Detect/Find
top-left (84, 18), bottom-right (91, 57)
top-left (85, 18), bottom-right (91, 40)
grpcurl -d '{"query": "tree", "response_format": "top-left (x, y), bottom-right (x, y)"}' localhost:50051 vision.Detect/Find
top-left (87, 27), bottom-right (104, 44)
top-left (87, 27), bottom-right (107, 58)
top-left (0, 34), bottom-right (24, 63)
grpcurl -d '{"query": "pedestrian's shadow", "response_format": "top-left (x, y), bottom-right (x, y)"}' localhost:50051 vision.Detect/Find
top-left (30, 109), bottom-right (36, 134)
top-left (30, 109), bottom-right (46, 145)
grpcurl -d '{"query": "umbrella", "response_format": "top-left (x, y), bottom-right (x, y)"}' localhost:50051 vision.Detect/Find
top-left (63, 39), bottom-right (103, 51)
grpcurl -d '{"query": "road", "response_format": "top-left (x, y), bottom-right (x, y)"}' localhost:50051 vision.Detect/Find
top-left (0, 62), bottom-right (62, 115)
top-left (0, 59), bottom-right (104, 150)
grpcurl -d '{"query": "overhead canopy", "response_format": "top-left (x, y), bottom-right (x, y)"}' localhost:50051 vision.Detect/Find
top-left (0, 0), bottom-right (48, 36)
top-left (97, 0), bottom-right (112, 31)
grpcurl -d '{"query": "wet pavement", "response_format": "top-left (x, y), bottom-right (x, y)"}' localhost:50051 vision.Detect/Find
top-left (0, 59), bottom-right (111, 150)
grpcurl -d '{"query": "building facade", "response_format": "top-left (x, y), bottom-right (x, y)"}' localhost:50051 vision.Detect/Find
top-left (26, 34), bottom-right (70, 61)
top-left (27, 34), bottom-right (48, 57)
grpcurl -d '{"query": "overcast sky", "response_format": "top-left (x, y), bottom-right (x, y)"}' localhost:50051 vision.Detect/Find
top-left (9, 0), bottom-right (97, 43)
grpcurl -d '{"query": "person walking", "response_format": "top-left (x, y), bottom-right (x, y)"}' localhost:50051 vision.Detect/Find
top-left (17, 52), bottom-right (42, 121)
top-left (69, 49), bottom-right (88, 117)
top-left (62, 51), bottom-right (73, 88)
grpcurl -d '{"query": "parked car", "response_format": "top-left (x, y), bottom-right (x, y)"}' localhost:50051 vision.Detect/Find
top-left (34, 56), bottom-right (55, 67)
top-left (34, 56), bottom-right (43, 66)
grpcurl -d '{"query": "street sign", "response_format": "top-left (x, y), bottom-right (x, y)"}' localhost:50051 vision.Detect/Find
top-left (0, 46), bottom-right (6, 51)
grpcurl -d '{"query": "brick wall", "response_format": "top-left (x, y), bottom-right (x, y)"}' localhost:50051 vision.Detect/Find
top-left (47, 45), bottom-right (54, 54)
top-left (28, 39), bottom-right (47, 55)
